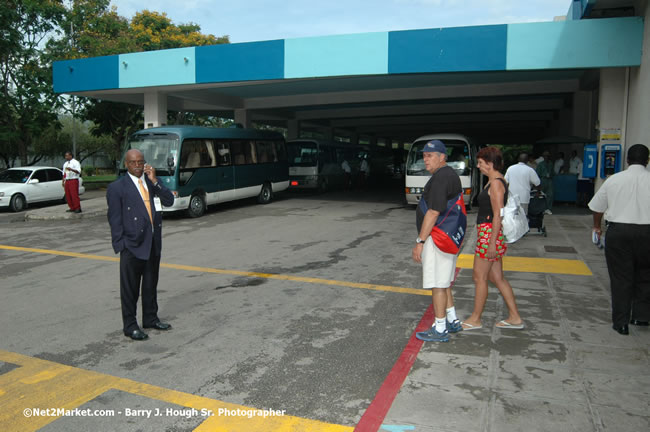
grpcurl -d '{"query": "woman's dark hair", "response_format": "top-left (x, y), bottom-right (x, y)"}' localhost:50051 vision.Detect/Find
top-left (477, 146), bottom-right (504, 171)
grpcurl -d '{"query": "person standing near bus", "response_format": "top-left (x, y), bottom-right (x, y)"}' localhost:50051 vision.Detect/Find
top-left (358, 155), bottom-right (370, 188)
top-left (341, 158), bottom-right (352, 190)
top-left (107, 149), bottom-right (175, 341)
top-left (412, 140), bottom-right (463, 342)
top-left (62, 151), bottom-right (82, 213)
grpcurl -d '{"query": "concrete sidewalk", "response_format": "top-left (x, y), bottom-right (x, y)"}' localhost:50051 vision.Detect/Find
top-left (381, 211), bottom-right (650, 432)
top-left (23, 191), bottom-right (108, 221)
top-left (14, 195), bottom-right (650, 431)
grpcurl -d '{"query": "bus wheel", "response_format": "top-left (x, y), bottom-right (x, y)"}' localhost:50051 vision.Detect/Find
top-left (187, 193), bottom-right (206, 218)
top-left (257, 182), bottom-right (272, 204)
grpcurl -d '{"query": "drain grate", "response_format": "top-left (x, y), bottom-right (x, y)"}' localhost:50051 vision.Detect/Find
top-left (544, 245), bottom-right (577, 253)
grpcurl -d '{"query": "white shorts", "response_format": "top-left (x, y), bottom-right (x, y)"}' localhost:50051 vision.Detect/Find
top-left (422, 237), bottom-right (458, 289)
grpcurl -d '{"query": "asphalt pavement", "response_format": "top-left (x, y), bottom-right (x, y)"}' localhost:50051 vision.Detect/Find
top-left (0, 187), bottom-right (648, 432)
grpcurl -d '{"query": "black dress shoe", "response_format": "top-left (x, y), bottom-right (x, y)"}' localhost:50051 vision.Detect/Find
top-left (125, 329), bottom-right (149, 340)
top-left (143, 321), bottom-right (172, 331)
top-left (613, 324), bottom-right (629, 335)
top-left (73, 209), bottom-right (82, 213)
top-left (630, 319), bottom-right (649, 326)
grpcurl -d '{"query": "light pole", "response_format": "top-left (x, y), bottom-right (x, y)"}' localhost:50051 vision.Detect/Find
top-left (70, 22), bottom-right (76, 158)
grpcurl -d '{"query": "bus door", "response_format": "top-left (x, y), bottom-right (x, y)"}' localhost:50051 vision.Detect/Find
top-left (215, 141), bottom-right (235, 202)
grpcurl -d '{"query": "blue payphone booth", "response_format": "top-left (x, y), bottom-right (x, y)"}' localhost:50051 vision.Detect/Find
top-left (600, 144), bottom-right (622, 178)
top-left (583, 144), bottom-right (598, 178)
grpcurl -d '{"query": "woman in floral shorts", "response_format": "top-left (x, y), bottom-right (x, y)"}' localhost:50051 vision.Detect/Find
top-left (461, 147), bottom-right (524, 331)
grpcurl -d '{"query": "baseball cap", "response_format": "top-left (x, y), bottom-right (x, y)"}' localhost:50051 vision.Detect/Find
top-left (422, 139), bottom-right (447, 154)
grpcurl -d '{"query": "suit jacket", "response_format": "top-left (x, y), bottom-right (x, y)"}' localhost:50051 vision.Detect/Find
top-left (107, 175), bottom-right (174, 260)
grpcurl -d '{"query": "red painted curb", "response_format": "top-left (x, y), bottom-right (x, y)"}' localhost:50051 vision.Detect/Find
top-left (353, 267), bottom-right (460, 432)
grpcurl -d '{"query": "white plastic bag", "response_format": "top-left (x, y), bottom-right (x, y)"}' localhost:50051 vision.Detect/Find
top-left (501, 191), bottom-right (528, 243)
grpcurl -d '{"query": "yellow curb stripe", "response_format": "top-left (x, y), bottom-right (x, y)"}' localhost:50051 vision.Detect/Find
top-left (0, 350), bottom-right (352, 432)
top-left (456, 254), bottom-right (593, 275)
top-left (0, 245), bottom-right (591, 301)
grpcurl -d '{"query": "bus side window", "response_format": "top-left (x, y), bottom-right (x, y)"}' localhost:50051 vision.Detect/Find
top-left (276, 140), bottom-right (287, 162)
top-left (231, 141), bottom-right (245, 165)
top-left (270, 141), bottom-right (278, 162)
top-left (256, 141), bottom-right (270, 164)
top-left (248, 141), bottom-right (257, 164)
top-left (217, 142), bottom-right (231, 166)
top-left (204, 140), bottom-right (216, 167)
top-left (181, 140), bottom-right (200, 169)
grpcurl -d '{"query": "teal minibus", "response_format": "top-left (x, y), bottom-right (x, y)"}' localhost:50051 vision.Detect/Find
top-left (287, 139), bottom-right (360, 191)
top-left (123, 126), bottom-right (289, 217)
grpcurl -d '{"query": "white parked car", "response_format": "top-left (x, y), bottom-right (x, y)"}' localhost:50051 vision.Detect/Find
top-left (0, 167), bottom-right (85, 212)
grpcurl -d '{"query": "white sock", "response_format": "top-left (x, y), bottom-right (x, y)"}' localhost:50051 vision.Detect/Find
top-left (446, 306), bottom-right (458, 322)
top-left (435, 317), bottom-right (447, 333)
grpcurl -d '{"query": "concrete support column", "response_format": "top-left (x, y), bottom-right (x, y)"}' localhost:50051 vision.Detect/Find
top-left (369, 136), bottom-right (377, 146)
top-left (573, 91), bottom-right (596, 139)
top-left (144, 92), bottom-right (167, 128)
top-left (234, 109), bottom-right (252, 129)
top-left (287, 120), bottom-right (300, 140)
top-left (349, 132), bottom-right (359, 146)
top-left (596, 67), bottom-right (627, 189)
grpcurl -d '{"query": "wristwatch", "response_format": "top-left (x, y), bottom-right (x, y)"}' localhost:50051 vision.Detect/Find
top-left (416, 237), bottom-right (425, 244)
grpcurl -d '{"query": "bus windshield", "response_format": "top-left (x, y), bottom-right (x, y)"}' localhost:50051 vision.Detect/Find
top-left (287, 141), bottom-right (318, 167)
top-left (407, 139), bottom-right (471, 176)
top-left (125, 133), bottom-right (181, 176)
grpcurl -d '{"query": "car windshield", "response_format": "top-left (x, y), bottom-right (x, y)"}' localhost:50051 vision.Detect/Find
top-left (0, 170), bottom-right (32, 183)
top-left (407, 139), bottom-right (471, 176)
top-left (124, 133), bottom-right (181, 176)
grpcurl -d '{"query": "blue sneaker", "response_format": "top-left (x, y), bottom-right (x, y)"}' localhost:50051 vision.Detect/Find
top-left (416, 327), bottom-right (449, 342)
top-left (447, 319), bottom-right (463, 333)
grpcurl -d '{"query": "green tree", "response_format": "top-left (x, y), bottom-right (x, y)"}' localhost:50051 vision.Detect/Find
top-left (54, 115), bottom-right (115, 163)
top-left (0, 0), bottom-right (66, 167)
top-left (130, 10), bottom-right (228, 51)
top-left (47, 2), bottom-right (230, 170)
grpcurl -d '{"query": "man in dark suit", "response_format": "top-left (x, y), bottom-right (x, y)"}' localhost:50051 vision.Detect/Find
top-left (107, 149), bottom-right (175, 340)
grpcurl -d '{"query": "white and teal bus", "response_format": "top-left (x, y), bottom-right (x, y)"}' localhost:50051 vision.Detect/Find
top-left (287, 139), bottom-right (360, 192)
top-left (124, 126), bottom-right (289, 217)
top-left (405, 133), bottom-right (479, 208)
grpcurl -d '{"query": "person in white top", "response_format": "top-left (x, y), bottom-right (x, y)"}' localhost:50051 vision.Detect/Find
top-left (588, 144), bottom-right (650, 335)
top-left (568, 150), bottom-right (582, 175)
top-left (358, 156), bottom-right (369, 188)
top-left (62, 151), bottom-right (82, 213)
top-left (341, 159), bottom-right (352, 189)
top-left (553, 152), bottom-right (565, 175)
top-left (504, 153), bottom-right (541, 215)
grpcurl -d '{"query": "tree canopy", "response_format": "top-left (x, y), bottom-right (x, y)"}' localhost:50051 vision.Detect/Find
top-left (1, 0), bottom-right (229, 168)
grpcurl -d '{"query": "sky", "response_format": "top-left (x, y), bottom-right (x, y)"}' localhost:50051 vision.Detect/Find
top-left (109, 0), bottom-right (573, 43)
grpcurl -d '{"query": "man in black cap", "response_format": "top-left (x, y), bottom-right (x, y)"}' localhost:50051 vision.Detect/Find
top-left (412, 140), bottom-right (463, 342)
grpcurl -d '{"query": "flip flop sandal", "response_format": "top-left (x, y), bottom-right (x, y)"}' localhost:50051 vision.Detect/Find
top-left (461, 322), bottom-right (483, 330)
top-left (496, 320), bottom-right (525, 329)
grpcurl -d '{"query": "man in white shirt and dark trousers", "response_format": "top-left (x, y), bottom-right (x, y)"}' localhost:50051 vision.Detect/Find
top-left (588, 144), bottom-right (650, 335)
top-left (62, 151), bottom-right (82, 213)
top-left (504, 153), bottom-right (541, 215)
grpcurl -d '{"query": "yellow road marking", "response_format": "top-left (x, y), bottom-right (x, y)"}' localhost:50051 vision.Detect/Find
top-left (0, 350), bottom-right (352, 432)
top-left (0, 245), bottom-right (591, 301)
top-left (457, 254), bottom-right (593, 276)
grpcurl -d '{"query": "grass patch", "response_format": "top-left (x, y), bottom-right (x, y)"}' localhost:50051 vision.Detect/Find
top-left (83, 174), bottom-right (117, 183)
